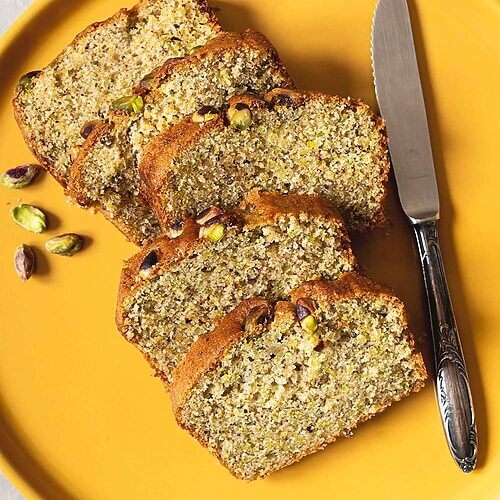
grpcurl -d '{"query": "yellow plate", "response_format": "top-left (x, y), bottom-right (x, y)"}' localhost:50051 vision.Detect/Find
top-left (0, 0), bottom-right (499, 498)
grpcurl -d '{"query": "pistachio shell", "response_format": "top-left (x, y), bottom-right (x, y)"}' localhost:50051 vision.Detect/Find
top-left (0, 164), bottom-right (39, 189)
top-left (111, 95), bottom-right (144, 114)
top-left (11, 204), bottom-right (46, 233)
top-left (14, 244), bottom-right (35, 281)
top-left (45, 233), bottom-right (84, 256)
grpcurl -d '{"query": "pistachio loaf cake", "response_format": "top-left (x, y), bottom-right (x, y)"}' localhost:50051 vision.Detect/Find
top-left (140, 88), bottom-right (390, 232)
top-left (69, 31), bottom-right (293, 245)
top-left (13, 0), bottom-right (221, 187)
top-left (116, 191), bottom-right (356, 383)
top-left (171, 273), bottom-right (427, 480)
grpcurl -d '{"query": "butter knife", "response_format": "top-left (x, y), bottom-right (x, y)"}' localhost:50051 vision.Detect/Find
top-left (371, 0), bottom-right (477, 472)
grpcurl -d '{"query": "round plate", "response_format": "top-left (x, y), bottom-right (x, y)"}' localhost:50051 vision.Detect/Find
top-left (0, 0), bottom-right (499, 498)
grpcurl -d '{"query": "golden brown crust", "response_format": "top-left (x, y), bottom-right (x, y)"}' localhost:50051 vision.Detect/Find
top-left (69, 29), bottom-right (292, 206)
top-left (291, 273), bottom-right (427, 384)
top-left (236, 189), bottom-right (345, 228)
top-left (115, 190), bottom-right (354, 332)
top-left (170, 297), bottom-right (269, 412)
top-left (12, 0), bottom-right (221, 187)
top-left (115, 218), bottom-right (202, 332)
top-left (139, 88), bottom-right (390, 231)
top-left (170, 271), bottom-right (427, 480)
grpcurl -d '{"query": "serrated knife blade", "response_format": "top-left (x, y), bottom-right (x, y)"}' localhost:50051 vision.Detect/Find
top-left (372, 0), bottom-right (439, 222)
top-left (371, 0), bottom-right (477, 473)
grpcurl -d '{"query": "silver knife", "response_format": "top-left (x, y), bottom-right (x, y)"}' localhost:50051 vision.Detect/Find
top-left (371, 0), bottom-right (477, 472)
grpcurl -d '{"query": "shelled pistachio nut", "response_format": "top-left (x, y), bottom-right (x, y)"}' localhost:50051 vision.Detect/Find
top-left (139, 71), bottom-right (156, 88)
top-left (227, 103), bottom-right (252, 131)
top-left (14, 244), bottom-right (35, 281)
top-left (167, 221), bottom-right (184, 239)
top-left (199, 223), bottom-right (225, 243)
top-left (17, 70), bottom-right (41, 92)
top-left (295, 298), bottom-right (318, 335)
top-left (80, 120), bottom-right (100, 139)
top-left (0, 164), bottom-right (39, 189)
top-left (139, 250), bottom-right (159, 278)
top-left (11, 204), bottom-right (46, 233)
top-left (111, 95), bottom-right (144, 114)
top-left (192, 105), bottom-right (219, 123)
top-left (189, 44), bottom-right (203, 54)
top-left (244, 304), bottom-right (271, 332)
top-left (195, 206), bottom-right (223, 225)
top-left (45, 233), bottom-right (84, 256)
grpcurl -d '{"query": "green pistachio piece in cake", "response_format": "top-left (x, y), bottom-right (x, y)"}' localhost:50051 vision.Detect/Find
top-left (11, 204), bottom-right (46, 233)
top-left (14, 244), bottom-right (35, 281)
top-left (139, 71), bottom-right (156, 88)
top-left (192, 105), bottom-right (219, 123)
top-left (200, 223), bottom-right (225, 243)
top-left (0, 164), bottom-right (39, 189)
top-left (227, 104), bottom-right (252, 131)
top-left (17, 71), bottom-right (41, 93)
top-left (300, 315), bottom-right (318, 335)
top-left (45, 233), bottom-right (84, 256)
top-left (296, 298), bottom-right (318, 335)
top-left (111, 95), bottom-right (144, 114)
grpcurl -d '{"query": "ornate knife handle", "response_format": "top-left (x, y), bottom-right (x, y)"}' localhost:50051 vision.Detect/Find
top-left (413, 219), bottom-right (477, 472)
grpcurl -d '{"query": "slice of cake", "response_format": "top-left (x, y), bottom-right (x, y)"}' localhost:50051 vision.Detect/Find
top-left (13, 0), bottom-right (221, 187)
top-left (116, 190), bottom-right (356, 382)
top-left (171, 273), bottom-right (427, 480)
top-left (140, 88), bottom-right (390, 232)
top-left (69, 31), bottom-right (293, 245)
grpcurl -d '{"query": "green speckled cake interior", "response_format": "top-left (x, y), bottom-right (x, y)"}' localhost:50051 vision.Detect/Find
top-left (15, 0), bottom-right (220, 184)
top-left (121, 214), bottom-right (354, 382)
top-left (72, 36), bottom-right (291, 244)
top-left (156, 94), bottom-right (388, 230)
top-left (179, 293), bottom-right (425, 480)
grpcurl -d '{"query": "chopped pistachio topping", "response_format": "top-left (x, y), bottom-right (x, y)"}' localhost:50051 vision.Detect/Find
top-left (244, 304), bottom-right (270, 332)
top-left (196, 205), bottom-right (223, 225)
top-left (192, 105), bottom-right (219, 123)
top-left (139, 250), bottom-right (159, 278)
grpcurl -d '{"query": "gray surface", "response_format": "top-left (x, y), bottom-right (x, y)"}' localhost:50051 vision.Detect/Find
top-left (0, 2), bottom-right (33, 498)
top-left (371, 0), bottom-right (439, 222)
